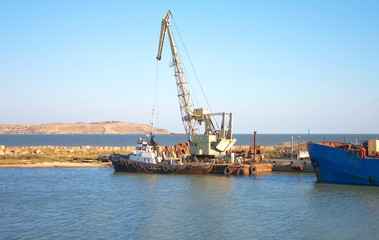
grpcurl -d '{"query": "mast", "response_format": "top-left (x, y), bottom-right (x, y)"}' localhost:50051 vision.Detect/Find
top-left (156, 10), bottom-right (200, 138)
top-left (150, 107), bottom-right (156, 135)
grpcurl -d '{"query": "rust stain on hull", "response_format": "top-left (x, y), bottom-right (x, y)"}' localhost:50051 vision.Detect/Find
top-left (112, 158), bottom-right (272, 175)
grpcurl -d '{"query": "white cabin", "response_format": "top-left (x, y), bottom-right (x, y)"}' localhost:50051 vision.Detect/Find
top-left (129, 138), bottom-right (161, 164)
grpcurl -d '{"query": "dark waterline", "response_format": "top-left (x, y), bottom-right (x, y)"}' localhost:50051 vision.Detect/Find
top-left (0, 134), bottom-right (378, 147)
top-left (0, 168), bottom-right (378, 239)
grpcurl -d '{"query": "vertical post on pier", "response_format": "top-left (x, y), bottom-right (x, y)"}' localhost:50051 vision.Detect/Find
top-left (297, 136), bottom-right (300, 160)
top-left (291, 136), bottom-right (294, 160)
top-left (254, 131), bottom-right (257, 161)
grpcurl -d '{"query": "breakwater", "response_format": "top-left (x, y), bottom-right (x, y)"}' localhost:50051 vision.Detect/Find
top-left (0, 145), bottom-right (278, 157)
top-left (0, 145), bottom-right (135, 158)
top-left (0, 144), bottom-right (310, 165)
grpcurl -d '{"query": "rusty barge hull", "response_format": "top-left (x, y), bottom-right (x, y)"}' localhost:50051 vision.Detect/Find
top-left (112, 159), bottom-right (213, 174)
top-left (111, 155), bottom-right (272, 175)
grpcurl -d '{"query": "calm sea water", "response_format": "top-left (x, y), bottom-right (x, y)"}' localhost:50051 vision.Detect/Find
top-left (1, 134), bottom-right (378, 146)
top-left (0, 168), bottom-right (378, 239)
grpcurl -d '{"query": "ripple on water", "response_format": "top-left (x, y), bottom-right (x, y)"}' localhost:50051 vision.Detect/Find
top-left (0, 168), bottom-right (378, 240)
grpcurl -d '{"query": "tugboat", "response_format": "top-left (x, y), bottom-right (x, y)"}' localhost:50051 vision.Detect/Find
top-left (110, 108), bottom-right (213, 174)
top-left (111, 134), bottom-right (160, 170)
top-left (110, 134), bottom-right (214, 174)
top-left (307, 141), bottom-right (379, 186)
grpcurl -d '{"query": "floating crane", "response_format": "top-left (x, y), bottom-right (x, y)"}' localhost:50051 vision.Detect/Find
top-left (156, 10), bottom-right (236, 159)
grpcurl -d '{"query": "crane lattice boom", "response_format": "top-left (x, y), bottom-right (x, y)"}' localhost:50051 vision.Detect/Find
top-left (156, 10), bottom-right (199, 137)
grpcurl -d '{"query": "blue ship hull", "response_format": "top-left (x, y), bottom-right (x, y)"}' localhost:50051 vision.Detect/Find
top-left (307, 143), bottom-right (379, 186)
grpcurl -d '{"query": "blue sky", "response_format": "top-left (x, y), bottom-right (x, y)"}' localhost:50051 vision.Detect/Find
top-left (0, 0), bottom-right (378, 133)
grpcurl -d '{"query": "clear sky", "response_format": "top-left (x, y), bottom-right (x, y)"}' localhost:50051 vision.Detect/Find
top-left (1, 0), bottom-right (378, 134)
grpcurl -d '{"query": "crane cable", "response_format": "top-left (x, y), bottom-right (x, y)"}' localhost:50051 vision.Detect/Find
top-left (153, 60), bottom-right (159, 132)
top-left (325, 97), bottom-right (379, 133)
top-left (176, 45), bottom-right (200, 107)
top-left (171, 14), bottom-right (220, 129)
top-left (368, 103), bottom-right (379, 132)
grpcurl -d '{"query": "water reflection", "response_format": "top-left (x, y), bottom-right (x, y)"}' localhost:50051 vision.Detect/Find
top-left (1, 168), bottom-right (378, 240)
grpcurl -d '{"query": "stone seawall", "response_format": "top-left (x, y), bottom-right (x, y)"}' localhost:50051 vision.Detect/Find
top-left (0, 144), bottom-right (303, 159)
top-left (0, 145), bottom-right (137, 157)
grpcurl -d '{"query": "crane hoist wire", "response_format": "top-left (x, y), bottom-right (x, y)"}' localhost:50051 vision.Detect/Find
top-left (171, 13), bottom-right (220, 129)
top-left (170, 15), bottom-right (200, 107)
top-left (325, 97), bottom-right (379, 133)
top-left (368, 102), bottom-right (379, 132)
top-left (154, 60), bottom-right (159, 130)
top-left (176, 45), bottom-right (200, 108)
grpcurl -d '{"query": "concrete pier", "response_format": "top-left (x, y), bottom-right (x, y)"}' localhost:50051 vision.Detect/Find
top-left (0, 144), bottom-right (312, 173)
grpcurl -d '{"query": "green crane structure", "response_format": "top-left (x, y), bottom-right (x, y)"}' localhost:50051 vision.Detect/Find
top-left (156, 10), bottom-right (236, 159)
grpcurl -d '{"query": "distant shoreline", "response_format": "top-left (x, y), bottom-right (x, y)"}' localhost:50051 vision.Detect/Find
top-left (0, 121), bottom-right (170, 135)
top-left (0, 133), bottom-right (170, 135)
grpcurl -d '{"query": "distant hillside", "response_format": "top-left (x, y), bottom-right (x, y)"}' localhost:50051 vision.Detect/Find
top-left (0, 121), bottom-right (170, 134)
